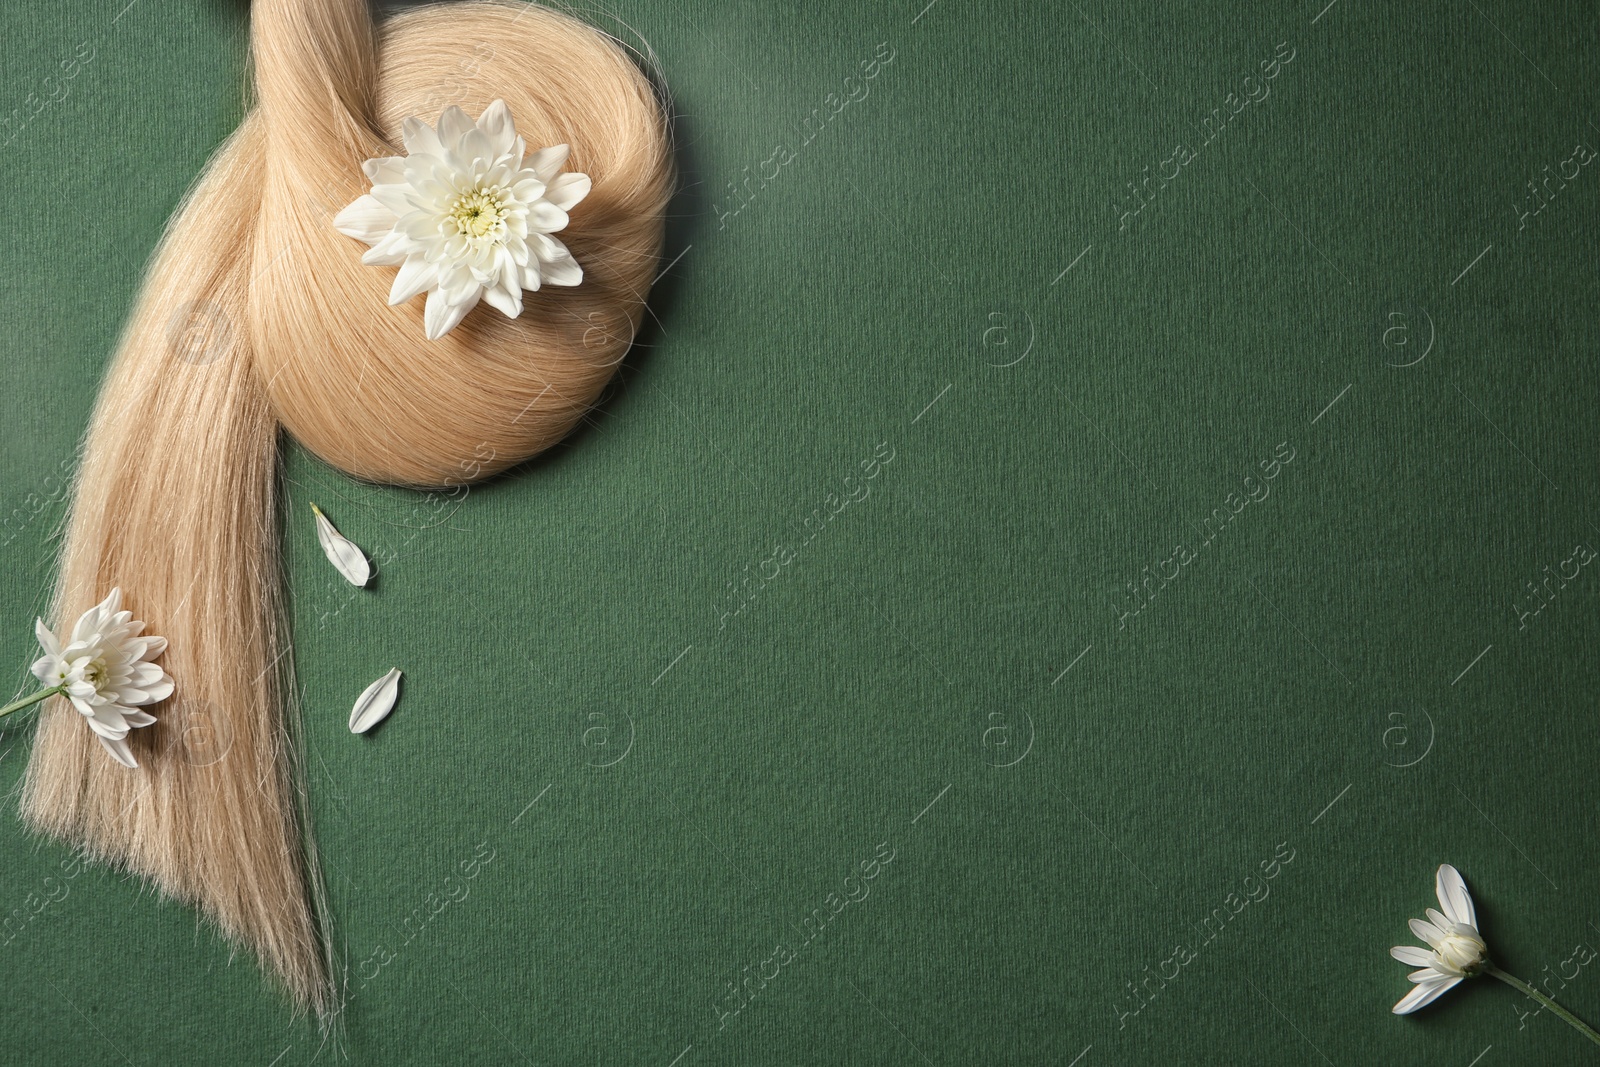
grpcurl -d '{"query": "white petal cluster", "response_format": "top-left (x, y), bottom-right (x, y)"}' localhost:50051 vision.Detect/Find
top-left (1390, 864), bottom-right (1488, 1014)
top-left (334, 99), bottom-right (592, 340)
top-left (31, 588), bottom-right (173, 769)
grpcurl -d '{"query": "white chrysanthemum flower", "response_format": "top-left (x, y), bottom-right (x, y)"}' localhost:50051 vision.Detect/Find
top-left (333, 99), bottom-right (592, 340)
top-left (30, 588), bottom-right (173, 769)
top-left (1389, 864), bottom-right (1488, 1014)
top-left (1387, 865), bottom-right (1600, 1047)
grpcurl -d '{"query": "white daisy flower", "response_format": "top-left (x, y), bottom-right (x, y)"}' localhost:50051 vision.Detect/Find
top-left (27, 588), bottom-right (173, 769)
top-left (1388, 865), bottom-right (1600, 1047)
top-left (333, 99), bottom-right (592, 340)
top-left (1390, 864), bottom-right (1487, 1013)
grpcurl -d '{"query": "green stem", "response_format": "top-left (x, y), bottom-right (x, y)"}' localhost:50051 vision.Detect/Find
top-left (0, 684), bottom-right (64, 720)
top-left (1489, 964), bottom-right (1600, 1049)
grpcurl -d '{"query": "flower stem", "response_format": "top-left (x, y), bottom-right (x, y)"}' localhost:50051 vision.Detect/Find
top-left (1489, 965), bottom-right (1600, 1048)
top-left (0, 684), bottom-right (64, 720)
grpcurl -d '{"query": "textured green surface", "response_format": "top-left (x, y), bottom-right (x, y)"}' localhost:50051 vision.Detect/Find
top-left (3, 0), bottom-right (1599, 1063)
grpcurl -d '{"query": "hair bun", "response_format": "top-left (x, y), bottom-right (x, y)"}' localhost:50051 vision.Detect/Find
top-left (252, 2), bottom-right (672, 485)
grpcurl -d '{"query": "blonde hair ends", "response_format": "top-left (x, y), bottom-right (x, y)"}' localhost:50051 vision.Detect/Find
top-left (20, 0), bottom-right (672, 1013)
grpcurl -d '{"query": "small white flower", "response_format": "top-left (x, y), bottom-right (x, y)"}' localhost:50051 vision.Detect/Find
top-left (30, 588), bottom-right (173, 769)
top-left (1390, 864), bottom-right (1489, 1014)
top-left (333, 99), bottom-right (592, 340)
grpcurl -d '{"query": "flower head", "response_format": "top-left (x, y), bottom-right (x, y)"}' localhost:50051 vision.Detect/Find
top-left (31, 588), bottom-right (173, 769)
top-left (333, 99), bottom-right (592, 340)
top-left (1390, 864), bottom-right (1488, 1013)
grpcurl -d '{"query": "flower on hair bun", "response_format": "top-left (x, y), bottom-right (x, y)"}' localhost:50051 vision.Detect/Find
top-left (334, 99), bottom-right (592, 340)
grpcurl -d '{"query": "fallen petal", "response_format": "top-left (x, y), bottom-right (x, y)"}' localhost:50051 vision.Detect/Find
top-left (312, 504), bottom-right (371, 587)
top-left (350, 668), bottom-right (403, 734)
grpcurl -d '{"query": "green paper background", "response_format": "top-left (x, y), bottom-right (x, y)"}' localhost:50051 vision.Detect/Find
top-left (3, 0), bottom-right (1598, 1063)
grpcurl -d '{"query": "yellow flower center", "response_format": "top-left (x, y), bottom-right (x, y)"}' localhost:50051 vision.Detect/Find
top-left (449, 188), bottom-right (507, 239)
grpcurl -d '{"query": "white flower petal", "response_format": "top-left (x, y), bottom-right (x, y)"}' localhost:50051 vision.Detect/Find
top-left (123, 710), bottom-right (157, 728)
top-left (1426, 908), bottom-right (1453, 932)
top-left (544, 172), bottom-right (591, 212)
top-left (120, 635), bottom-right (157, 661)
top-left (529, 201), bottom-right (570, 233)
top-left (389, 256), bottom-right (438, 306)
top-left (130, 676), bottom-right (174, 705)
top-left (350, 668), bottom-right (403, 734)
top-left (478, 99), bottom-right (516, 157)
top-left (484, 160), bottom-right (516, 189)
top-left (1436, 864), bottom-right (1476, 930)
top-left (483, 282), bottom-right (521, 319)
top-left (333, 194), bottom-right (395, 243)
top-left (30, 655), bottom-right (58, 685)
top-left (1408, 918), bottom-right (1445, 950)
top-left (360, 237), bottom-right (409, 268)
top-left (444, 267), bottom-right (482, 305)
top-left (399, 209), bottom-right (442, 241)
top-left (540, 252), bottom-right (583, 288)
top-left (1390, 946), bottom-right (1436, 968)
top-left (527, 143), bottom-right (570, 182)
top-left (527, 231), bottom-right (563, 262)
top-left (401, 116), bottom-right (444, 157)
top-left (85, 706), bottom-right (129, 739)
top-left (1408, 967), bottom-right (1445, 983)
top-left (438, 235), bottom-right (469, 263)
top-left (362, 155), bottom-right (408, 185)
top-left (1392, 976), bottom-right (1460, 1014)
top-left (370, 183), bottom-right (417, 216)
top-left (71, 597), bottom-right (106, 645)
top-left (312, 505), bottom-right (371, 587)
top-left (98, 733), bottom-right (138, 770)
top-left (512, 176), bottom-right (547, 203)
top-left (34, 617), bottom-right (60, 658)
top-left (498, 250), bottom-right (520, 294)
top-left (424, 287), bottom-right (478, 340)
top-left (519, 261), bottom-right (543, 293)
top-left (460, 128), bottom-right (494, 168)
top-left (128, 662), bottom-right (166, 687)
top-left (437, 106), bottom-right (475, 151)
top-left (410, 174), bottom-right (454, 207)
